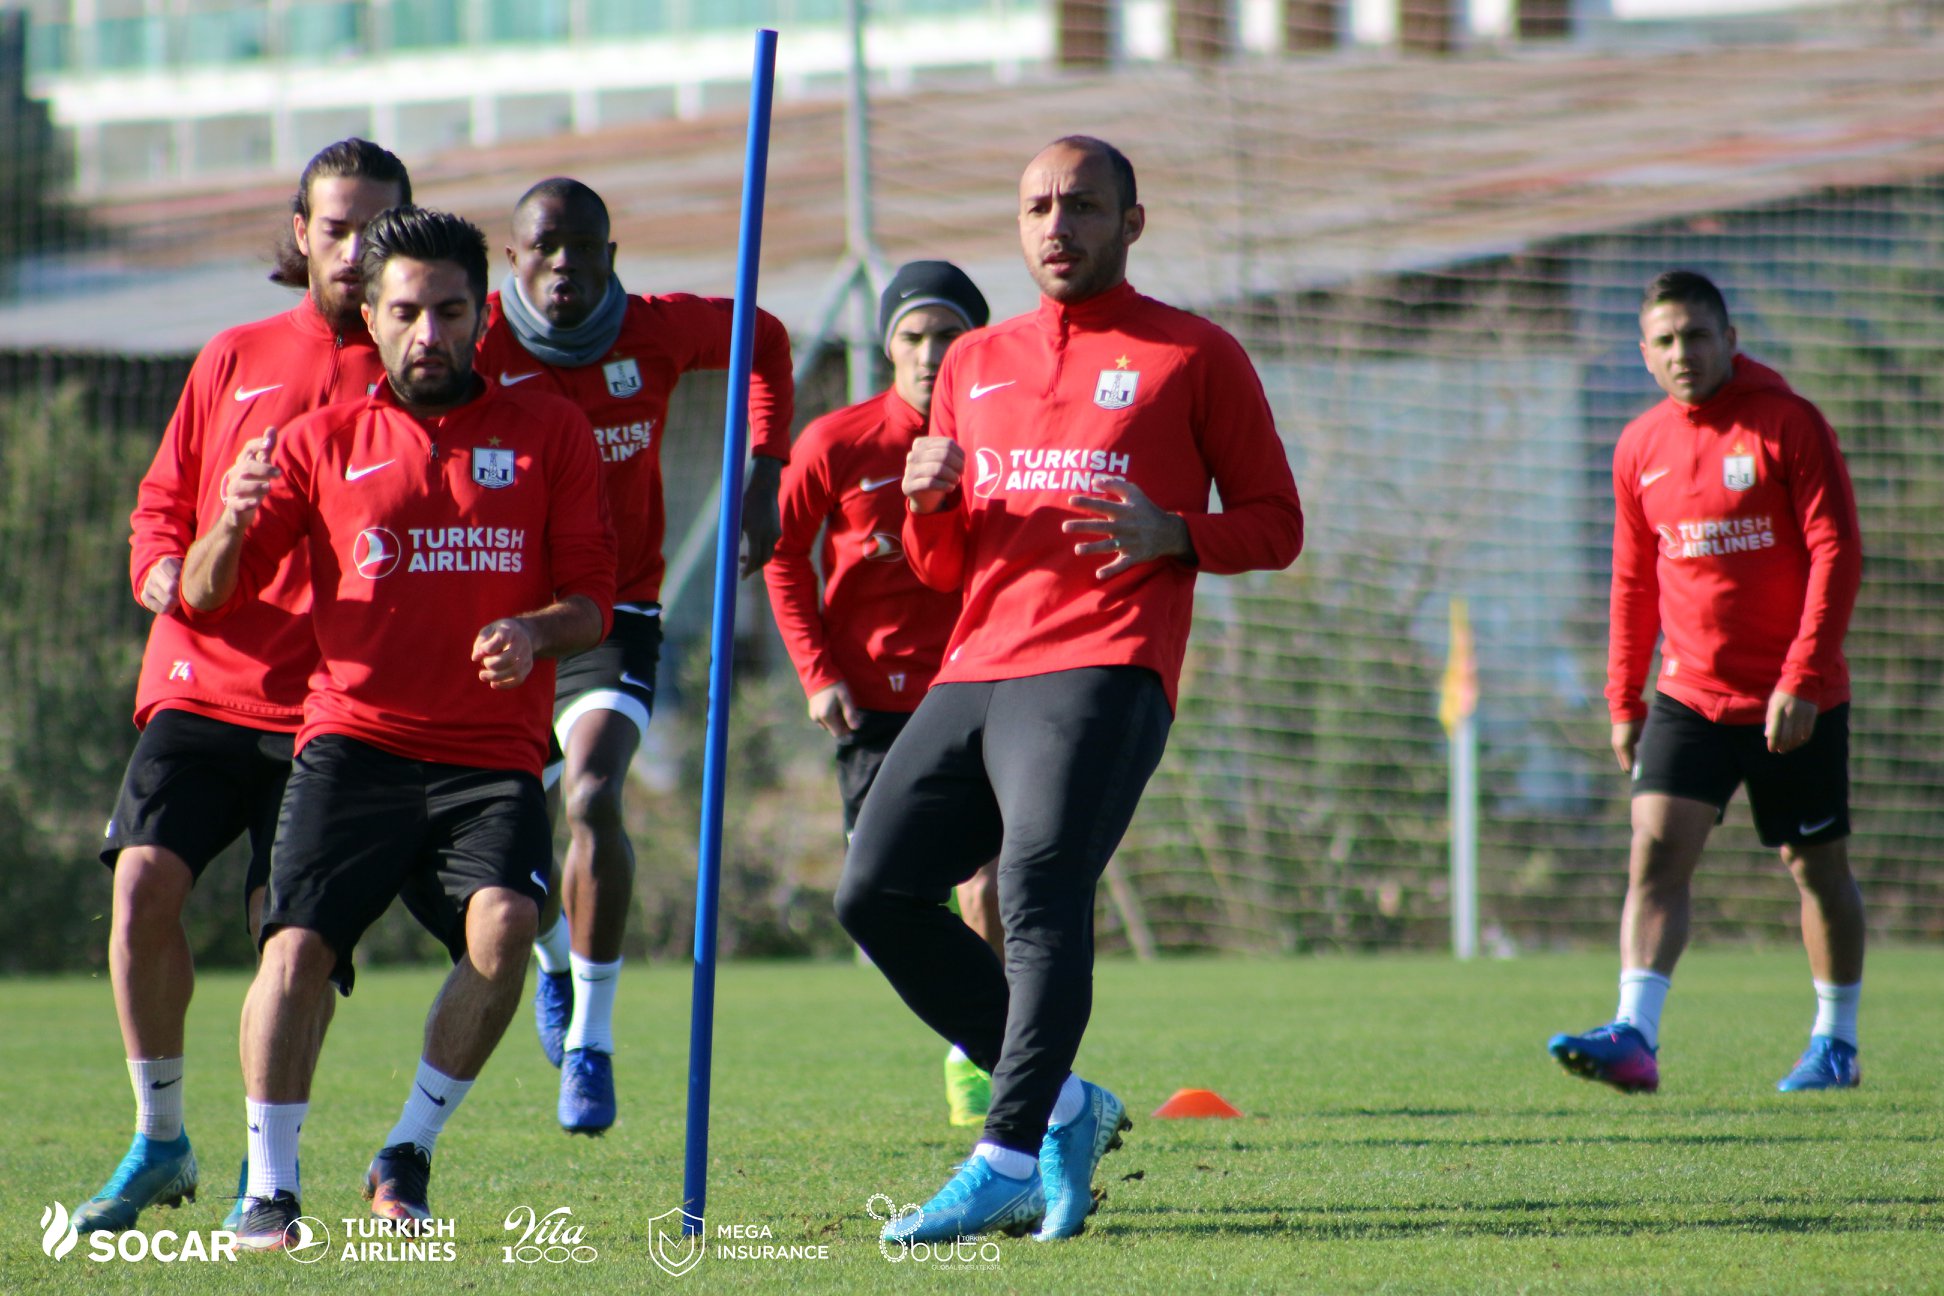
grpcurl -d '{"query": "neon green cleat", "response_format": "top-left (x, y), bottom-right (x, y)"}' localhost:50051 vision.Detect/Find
top-left (944, 1050), bottom-right (992, 1127)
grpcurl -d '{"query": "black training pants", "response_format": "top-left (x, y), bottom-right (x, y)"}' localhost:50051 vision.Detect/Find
top-left (835, 666), bottom-right (1171, 1153)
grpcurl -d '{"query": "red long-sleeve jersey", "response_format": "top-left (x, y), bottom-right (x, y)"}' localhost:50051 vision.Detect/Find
top-left (128, 301), bottom-right (385, 729)
top-left (476, 292), bottom-right (794, 605)
top-left (905, 281), bottom-right (1304, 711)
top-left (765, 389), bottom-right (960, 713)
top-left (228, 378), bottom-right (615, 775)
top-left (1607, 354), bottom-right (1861, 725)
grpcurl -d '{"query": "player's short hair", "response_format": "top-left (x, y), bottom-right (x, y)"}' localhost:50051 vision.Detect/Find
top-left (1046, 135), bottom-right (1138, 213)
top-left (357, 207), bottom-right (490, 309)
top-left (270, 138), bottom-right (412, 287)
top-left (1642, 270), bottom-right (1731, 331)
top-left (513, 177), bottom-right (611, 237)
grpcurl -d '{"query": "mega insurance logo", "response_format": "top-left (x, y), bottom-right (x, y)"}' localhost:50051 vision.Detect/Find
top-left (39, 1202), bottom-right (240, 1264)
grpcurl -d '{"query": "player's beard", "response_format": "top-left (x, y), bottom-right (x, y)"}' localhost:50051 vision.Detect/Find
top-left (388, 355), bottom-right (475, 409)
top-left (311, 276), bottom-right (367, 335)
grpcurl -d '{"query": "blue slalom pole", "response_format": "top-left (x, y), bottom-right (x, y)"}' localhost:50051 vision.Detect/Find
top-left (682, 26), bottom-right (778, 1237)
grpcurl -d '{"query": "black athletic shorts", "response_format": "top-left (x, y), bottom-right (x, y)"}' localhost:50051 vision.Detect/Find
top-left (262, 734), bottom-right (552, 993)
top-left (1632, 693), bottom-right (1850, 848)
top-left (835, 709), bottom-right (914, 836)
top-left (101, 709), bottom-right (295, 901)
top-left (548, 602), bottom-right (662, 767)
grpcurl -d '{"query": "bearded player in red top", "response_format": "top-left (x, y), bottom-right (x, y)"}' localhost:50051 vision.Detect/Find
top-left (71, 138), bottom-right (409, 1237)
top-left (475, 178), bottom-right (794, 1136)
top-left (1548, 270), bottom-right (1865, 1096)
top-left (765, 260), bottom-right (1004, 1128)
top-left (838, 137), bottom-right (1303, 1243)
top-left (183, 208), bottom-right (615, 1246)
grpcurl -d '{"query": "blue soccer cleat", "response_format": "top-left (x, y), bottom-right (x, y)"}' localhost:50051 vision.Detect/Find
top-left (233, 1191), bottom-right (303, 1252)
top-left (534, 970), bottom-right (572, 1069)
top-left (885, 1157), bottom-right (1045, 1244)
top-left (221, 1158), bottom-right (247, 1232)
top-left (1547, 1022), bottom-right (1660, 1093)
top-left (1034, 1081), bottom-right (1132, 1241)
top-left (1777, 1035), bottom-right (1860, 1091)
top-left (559, 1048), bottom-right (616, 1135)
top-left (71, 1132), bottom-right (198, 1233)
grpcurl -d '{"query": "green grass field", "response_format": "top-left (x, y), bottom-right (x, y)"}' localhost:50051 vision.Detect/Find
top-left (5, 949), bottom-right (1940, 1294)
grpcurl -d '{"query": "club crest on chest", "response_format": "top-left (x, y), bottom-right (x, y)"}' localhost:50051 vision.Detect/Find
top-left (604, 358), bottom-right (643, 399)
top-left (472, 447), bottom-right (516, 489)
top-left (1094, 368), bottom-right (1139, 410)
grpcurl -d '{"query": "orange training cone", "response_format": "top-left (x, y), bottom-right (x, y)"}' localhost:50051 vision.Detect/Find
top-left (1151, 1088), bottom-right (1243, 1119)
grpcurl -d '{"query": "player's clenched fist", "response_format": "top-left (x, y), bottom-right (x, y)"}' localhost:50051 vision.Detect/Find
top-left (903, 435), bottom-right (964, 515)
top-left (473, 617), bottom-right (536, 689)
top-left (219, 428), bottom-right (280, 535)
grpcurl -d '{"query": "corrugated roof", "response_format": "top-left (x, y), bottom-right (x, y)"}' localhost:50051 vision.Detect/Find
top-left (4, 37), bottom-right (1943, 352)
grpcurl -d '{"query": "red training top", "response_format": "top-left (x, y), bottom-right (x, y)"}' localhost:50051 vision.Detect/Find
top-left (765, 388), bottom-right (961, 713)
top-left (476, 292), bottom-right (794, 605)
top-left (905, 281), bottom-right (1304, 711)
top-left (1607, 354), bottom-right (1862, 725)
top-left (221, 378), bottom-right (616, 775)
top-left (128, 301), bottom-right (385, 730)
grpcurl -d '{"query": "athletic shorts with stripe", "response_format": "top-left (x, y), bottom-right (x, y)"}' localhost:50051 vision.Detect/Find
top-left (1633, 693), bottom-right (1851, 849)
top-left (547, 601), bottom-right (662, 770)
top-left (261, 734), bottom-right (551, 993)
top-left (100, 709), bottom-right (294, 906)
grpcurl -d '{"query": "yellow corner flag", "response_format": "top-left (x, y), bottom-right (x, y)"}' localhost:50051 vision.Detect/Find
top-left (1438, 597), bottom-right (1477, 736)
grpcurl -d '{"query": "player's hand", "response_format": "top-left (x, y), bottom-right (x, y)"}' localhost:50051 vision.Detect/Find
top-left (1062, 476), bottom-right (1192, 578)
top-left (473, 617), bottom-right (537, 689)
top-left (739, 456), bottom-right (783, 579)
top-left (141, 556), bottom-right (183, 616)
top-left (219, 428), bottom-right (280, 534)
top-left (904, 436), bottom-right (964, 515)
top-left (1765, 689), bottom-right (1818, 754)
top-left (808, 681), bottom-right (862, 740)
top-left (1611, 719), bottom-right (1642, 773)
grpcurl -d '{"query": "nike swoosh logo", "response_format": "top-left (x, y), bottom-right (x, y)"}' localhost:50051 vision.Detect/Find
top-left (860, 475), bottom-right (900, 492)
top-left (1798, 815), bottom-right (1839, 836)
top-left (234, 384), bottom-right (283, 402)
top-left (1639, 468), bottom-right (1670, 487)
top-left (150, 1077), bottom-right (181, 1090)
top-left (499, 371), bottom-right (542, 386)
top-left (345, 461), bottom-right (394, 481)
top-left (417, 1084), bottom-right (447, 1107)
top-left (580, 974), bottom-right (616, 983)
top-left (530, 870), bottom-right (549, 893)
top-left (620, 672), bottom-right (655, 691)
top-left (969, 381), bottom-right (1015, 400)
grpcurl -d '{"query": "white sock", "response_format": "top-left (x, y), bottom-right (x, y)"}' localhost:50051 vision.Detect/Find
top-left (130, 1057), bottom-right (185, 1141)
top-left (974, 1141), bottom-right (1036, 1180)
top-left (1048, 1072), bottom-right (1086, 1126)
top-left (563, 954), bottom-right (621, 1055)
top-left (1812, 980), bottom-right (1861, 1048)
top-left (1614, 969), bottom-right (1672, 1051)
top-left (533, 914), bottom-right (571, 975)
top-left (384, 1060), bottom-right (473, 1156)
top-left (244, 1100), bottom-right (305, 1200)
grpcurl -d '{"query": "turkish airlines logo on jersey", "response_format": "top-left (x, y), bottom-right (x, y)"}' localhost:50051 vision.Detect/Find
top-left (354, 527), bottom-right (402, 579)
top-left (604, 359), bottom-right (642, 398)
top-left (972, 448), bottom-right (1004, 499)
top-left (1658, 516), bottom-right (1776, 560)
top-left (861, 532), bottom-right (904, 562)
top-left (975, 447), bottom-right (1132, 498)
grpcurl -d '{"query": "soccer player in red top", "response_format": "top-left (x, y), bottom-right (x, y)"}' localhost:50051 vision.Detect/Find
top-left (474, 178), bottom-right (795, 1134)
top-left (180, 208), bottom-right (615, 1247)
top-left (837, 137), bottom-right (1303, 1243)
top-left (765, 260), bottom-right (1004, 1127)
top-left (1548, 270), bottom-right (1865, 1095)
top-left (72, 138), bottom-right (409, 1237)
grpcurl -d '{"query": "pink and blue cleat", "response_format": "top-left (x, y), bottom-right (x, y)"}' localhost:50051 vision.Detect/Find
top-left (1547, 1022), bottom-right (1659, 1093)
top-left (1776, 1035), bottom-right (1859, 1091)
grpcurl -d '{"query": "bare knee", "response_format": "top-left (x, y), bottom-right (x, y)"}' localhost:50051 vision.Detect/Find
top-left (112, 848), bottom-right (194, 928)
top-left (1784, 839), bottom-right (1854, 895)
top-left (563, 768), bottom-right (625, 840)
top-left (465, 888), bottom-right (539, 981)
top-left (254, 927), bottom-right (338, 1002)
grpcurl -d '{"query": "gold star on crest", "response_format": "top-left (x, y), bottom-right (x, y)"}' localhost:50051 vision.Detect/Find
top-left (1115, 354), bottom-right (1131, 370)
top-left (488, 436), bottom-right (503, 447)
